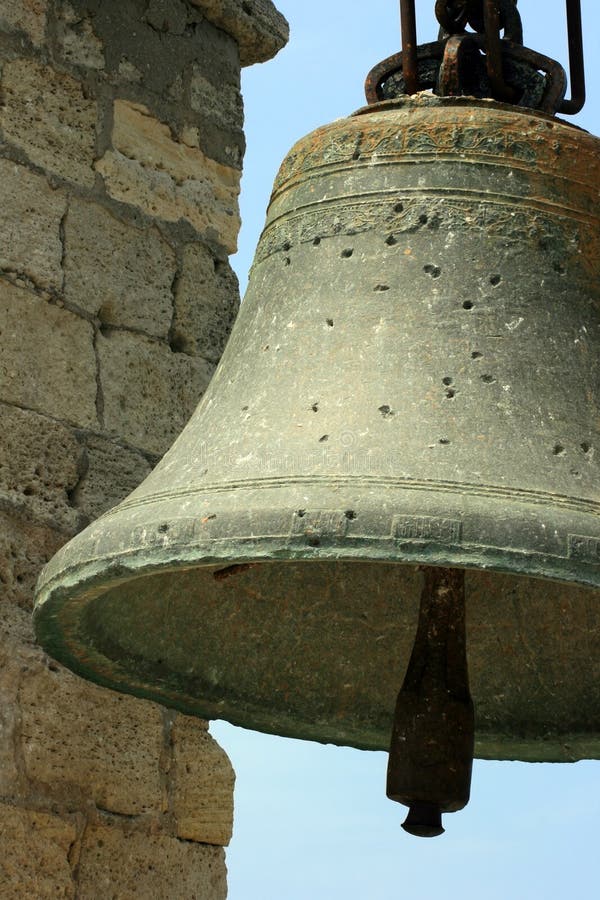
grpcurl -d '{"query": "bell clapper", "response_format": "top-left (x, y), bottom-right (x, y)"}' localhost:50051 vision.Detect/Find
top-left (387, 566), bottom-right (475, 837)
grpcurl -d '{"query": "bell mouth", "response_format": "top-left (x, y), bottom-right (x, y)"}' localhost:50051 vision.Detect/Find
top-left (35, 523), bottom-right (600, 763)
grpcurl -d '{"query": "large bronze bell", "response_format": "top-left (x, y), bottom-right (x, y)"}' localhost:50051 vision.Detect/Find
top-left (35, 1), bottom-right (599, 835)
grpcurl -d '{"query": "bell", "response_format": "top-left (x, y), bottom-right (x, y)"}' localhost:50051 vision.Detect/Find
top-left (35, 1), bottom-right (600, 833)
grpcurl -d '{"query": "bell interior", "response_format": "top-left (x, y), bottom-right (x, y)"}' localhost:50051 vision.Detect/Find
top-left (38, 556), bottom-right (600, 762)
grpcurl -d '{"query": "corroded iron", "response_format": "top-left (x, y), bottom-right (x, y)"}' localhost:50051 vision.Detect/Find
top-left (561, 0), bottom-right (585, 113)
top-left (400, 0), bottom-right (419, 95)
top-left (365, 39), bottom-right (568, 112)
top-left (35, 96), bottom-right (600, 776)
top-left (384, 0), bottom-right (585, 115)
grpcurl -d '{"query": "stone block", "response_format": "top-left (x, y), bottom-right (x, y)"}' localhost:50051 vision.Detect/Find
top-left (71, 433), bottom-right (153, 521)
top-left (189, 0), bottom-right (289, 67)
top-left (190, 65), bottom-right (244, 131)
top-left (64, 199), bottom-right (176, 338)
top-left (172, 243), bottom-right (239, 361)
top-left (96, 101), bottom-right (241, 253)
top-left (180, 123), bottom-right (243, 172)
top-left (0, 403), bottom-right (84, 530)
top-left (0, 596), bottom-right (39, 656)
top-left (172, 717), bottom-right (234, 846)
top-left (0, 601), bottom-right (47, 794)
top-left (0, 803), bottom-right (76, 898)
top-left (0, 507), bottom-right (75, 611)
top-left (0, 600), bottom-right (40, 794)
top-left (98, 329), bottom-right (214, 456)
top-left (0, 281), bottom-right (98, 428)
top-left (77, 822), bottom-right (227, 900)
top-left (0, 59), bottom-right (97, 187)
top-left (145, 0), bottom-right (188, 34)
top-left (20, 664), bottom-right (165, 816)
top-left (0, 159), bottom-right (67, 292)
top-left (0, 0), bottom-right (48, 46)
top-left (55, 1), bottom-right (105, 69)
top-left (0, 706), bottom-right (19, 797)
top-left (190, 65), bottom-right (244, 133)
top-left (185, 16), bottom-right (241, 93)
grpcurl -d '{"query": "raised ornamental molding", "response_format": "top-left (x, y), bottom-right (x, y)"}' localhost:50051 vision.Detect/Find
top-left (190, 0), bottom-right (289, 66)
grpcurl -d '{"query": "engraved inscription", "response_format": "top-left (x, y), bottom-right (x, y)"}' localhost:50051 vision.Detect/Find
top-left (256, 203), bottom-right (584, 271)
top-left (568, 534), bottom-right (600, 563)
top-left (393, 515), bottom-right (462, 544)
top-left (291, 509), bottom-right (349, 543)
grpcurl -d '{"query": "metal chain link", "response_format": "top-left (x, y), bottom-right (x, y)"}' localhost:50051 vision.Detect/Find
top-left (434, 1), bottom-right (473, 35)
top-left (380, 1), bottom-right (584, 115)
top-left (435, 0), bottom-right (522, 44)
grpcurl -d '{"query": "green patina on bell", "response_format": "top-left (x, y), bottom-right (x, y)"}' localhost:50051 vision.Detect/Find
top-left (34, 1), bottom-right (599, 834)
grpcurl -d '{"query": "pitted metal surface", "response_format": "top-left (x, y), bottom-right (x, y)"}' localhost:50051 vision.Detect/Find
top-left (35, 97), bottom-right (600, 761)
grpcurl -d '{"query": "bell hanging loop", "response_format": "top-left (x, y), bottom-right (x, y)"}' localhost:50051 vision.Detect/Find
top-left (375, 0), bottom-right (585, 115)
top-left (481, 0), bottom-right (520, 102)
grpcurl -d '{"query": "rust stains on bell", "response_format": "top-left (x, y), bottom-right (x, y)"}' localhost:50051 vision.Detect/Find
top-left (34, 1), bottom-right (599, 838)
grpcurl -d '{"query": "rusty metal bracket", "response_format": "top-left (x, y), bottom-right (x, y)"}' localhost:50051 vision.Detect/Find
top-left (482, 0), bottom-right (518, 102)
top-left (366, 40), bottom-right (445, 104)
top-left (438, 34), bottom-right (567, 114)
top-left (560, 0), bottom-right (585, 114)
top-left (400, 0), bottom-right (419, 96)
top-left (366, 36), bottom-right (567, 115)
top-left (379, 0), bottom-right (584, 115)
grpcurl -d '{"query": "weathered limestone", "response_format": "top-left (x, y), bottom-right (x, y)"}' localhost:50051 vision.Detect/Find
top-left (0, 58), bottom-right (97, 186)
top-left (96, 100), bottom-right (241, 252)
top-left (64, 198), bottom-right (176, 337)
top-left (55, 1), bottom-right (105, 69)
top-left (190, 0), bottom-right (289, 66)
top-left (0, 0), bottom-right (49, 46)
top-left (0, 0), bottom-right (287, 894)
top-left (0, 804), bottom-right (77, 899)
top-left (0, 282), bottom-right (98, 428)
top-left (0, 602), bottom-right (40, 793)
top-left (77, 823), bottom-right (227, 900)
top-left (98, 329), bottom-right (215, 456)
top-left (71, 434), bottom-right (153, 521)
top-left (0, 510), bottom-right (74, 611)
top-left (190, 64), bottom-right (245, 132)
top-left (0, 160), bottom-right (67, 292)
top-left (0, 404), bottom-right (84, 529)
top-left (172, 718), bottom-right (236, 845)
top-left (20, 667), bottom-right (166, 816)
top-left (173, 243), bottom-right (240, 360)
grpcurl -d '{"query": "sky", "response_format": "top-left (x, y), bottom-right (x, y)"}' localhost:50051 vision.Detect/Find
top-left (211, 3), bottom-right (600, 897)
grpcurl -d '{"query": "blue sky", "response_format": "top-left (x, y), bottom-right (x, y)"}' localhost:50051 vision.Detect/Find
top-left (212, 2), bottom-right (600, 897)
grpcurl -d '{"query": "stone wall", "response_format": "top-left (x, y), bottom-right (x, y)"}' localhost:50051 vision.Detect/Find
top-left (0, 1), bottom-right (287, 896)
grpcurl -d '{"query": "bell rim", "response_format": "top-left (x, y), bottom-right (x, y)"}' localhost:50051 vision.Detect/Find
top-left (35, 476), bottom-right (600, 608)
top-left (33, 544), bottom-right (600, 764)
top-left (36, 532), bottom-right (600, 606)
top-left (35, 532), bottom-right (600, 749)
